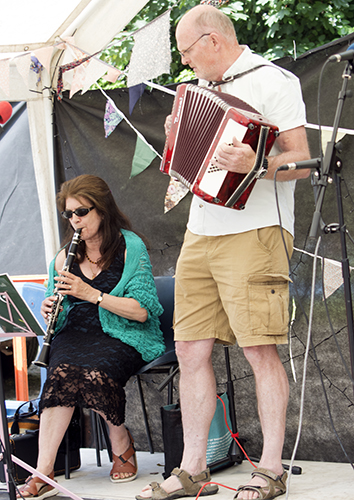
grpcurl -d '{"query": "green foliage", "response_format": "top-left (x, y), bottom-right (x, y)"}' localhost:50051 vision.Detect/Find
top-left (232, 0), bottom-right (354, 60)
top-left (96, 0), bottom-right (354, 89)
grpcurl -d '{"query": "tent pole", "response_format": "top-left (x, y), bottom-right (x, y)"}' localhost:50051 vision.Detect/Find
top-left (27, 73), bottom-right (59, 269)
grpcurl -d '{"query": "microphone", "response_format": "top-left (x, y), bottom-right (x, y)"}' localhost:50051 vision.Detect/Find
top-left (329, 43), bottom-right (354, 62)
top-left (278, 158), bottom-right (321, 171)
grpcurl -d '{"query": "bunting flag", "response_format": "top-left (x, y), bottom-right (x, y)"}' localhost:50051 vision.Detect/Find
top-left (54, 41), bottom-right (122, 99)
top-left (294, 247), bottom-right (352, 299)
top-left (57, 54), bottom-right (91, 100)
top-left (130, 135), bottom-right (157, 178)
top-left (32, 46), bottom-right (53, 74)
top-left (306, 123), bottom-right (354, 151)
top-left (129, 83), bottom-right (146, 114)
top-left (322, 258), bottom-right (345, 299)
top-left (200, 0), bottom-right (229, 5)
top-left (61, 36), bottom-right (76, 48)
top-left (104, 100), bottom-right (124, 137)
top-left (30, 55), bottom-right (43, 86)
top-left (318, 128), bottom-right (346, 153)
top-left (81, 58), bottom-right (108, 94)
top-left (0, 59), bottom-right (10, 97)
top-left (104, 66), bottom-right (123, 84)
top-left (14, 53), bottom-right (32, 88)
top-left (164, 177), bottom-right (190, 213)
top-left (58, 42), bottom-right (91, 98)
top-left (99, 86), bottom-right (161, 179)
top-left (127, 10), bottom-right (171, 88)
top-left (69, 62), bottom-right (87, 98)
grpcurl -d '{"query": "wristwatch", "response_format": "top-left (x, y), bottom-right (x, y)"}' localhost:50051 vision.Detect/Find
top-left (257, 157), bottom-right (268, 179)
top-left (96, 291), bottom-right (104, 305)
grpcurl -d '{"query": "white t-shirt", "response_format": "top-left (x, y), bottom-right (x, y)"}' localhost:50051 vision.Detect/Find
top-left (186, 46), bottom-right (307, 237)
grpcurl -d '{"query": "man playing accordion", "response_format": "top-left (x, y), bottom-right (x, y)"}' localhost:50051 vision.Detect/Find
top-left (138, 4), bottom-right (311, 500)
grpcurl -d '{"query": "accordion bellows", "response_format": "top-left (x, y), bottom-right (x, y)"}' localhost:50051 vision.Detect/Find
top-left (160, 84), bottom-right (279, 210)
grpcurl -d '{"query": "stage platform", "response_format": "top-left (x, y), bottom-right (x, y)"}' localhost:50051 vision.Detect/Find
top-left (1, 448), bottom-right (352, 500)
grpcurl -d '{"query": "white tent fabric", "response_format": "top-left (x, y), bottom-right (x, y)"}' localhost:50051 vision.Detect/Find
top-left (0, 0), bottom-right (149, 268)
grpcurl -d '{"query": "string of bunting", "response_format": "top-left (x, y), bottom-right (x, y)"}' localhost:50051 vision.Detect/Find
top-left (1, 0), bottom-right (237, 212)
top-left (0, 0), bottom-right (230, 101)
top-left (98, 85), bottom-right (161, 178)
top-left (200, 0), bottom-right (229, 5)
top-left (57, 54), bottom-right (92, 100)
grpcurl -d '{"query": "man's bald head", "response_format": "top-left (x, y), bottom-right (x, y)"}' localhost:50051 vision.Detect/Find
top-left (176, 4), bottom-right (237, 43)
top-left (175, 5), bottom-right (241, 82)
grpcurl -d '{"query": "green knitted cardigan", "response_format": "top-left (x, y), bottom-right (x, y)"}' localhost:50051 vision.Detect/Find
top-left (45, 229), bottom-right (165, 363)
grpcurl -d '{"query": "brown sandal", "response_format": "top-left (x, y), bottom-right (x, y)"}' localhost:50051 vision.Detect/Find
top-left (110, 430), bottom-right (138, 483)
top-left (17, 471), bottom-right (58, 499)
top-left (234, 468), bottom-right (288, 500)
top-left (135, 467), bottom-right (219, 500)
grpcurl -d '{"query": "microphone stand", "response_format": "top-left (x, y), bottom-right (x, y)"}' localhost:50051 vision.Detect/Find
top-left (309, 59), bottom-right (354, 390)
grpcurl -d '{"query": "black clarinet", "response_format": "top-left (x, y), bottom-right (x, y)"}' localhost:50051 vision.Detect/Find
top-left (33, 228), bottom-right (82, 368)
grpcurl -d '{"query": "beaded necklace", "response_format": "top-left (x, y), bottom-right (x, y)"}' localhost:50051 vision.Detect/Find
top-left (85, 250), bottom-right (99, 265)
top-left (85, 251), bottom-right (100, 279)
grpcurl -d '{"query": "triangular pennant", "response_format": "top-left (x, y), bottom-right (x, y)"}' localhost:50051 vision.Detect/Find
top-left (129, 83), bottom-right (146, 114)
top-left (104, 66), bottom-right (123, 83)
top-left (200, 0), bottom-right (229, 6)
top-left (130, 136), bottom-right (157, 178)
top-left (58, 44), bottom-right (89, 97)
top-left (104, 100), bottom-right (124, 138)
top-left (69, 63), bottom-right (87, 98)
top-left (81, 58), bottom-right (108, 94)
top-left (60, 43), bottom-right (85, 66)
top-left (164, 177), bottom-right (190, 213)
top-left (0, 59), bottom-right (10, 97)
top-left (62, 36), bottom-right (76, 46)
top-left (32, 46), bottom-right (53, 73)
top-left (14, 53), bottom-right (32, 88)
top-left (56, 42), bottom-right (67, 51)
top-left (30, 55), bottom-right (43, 86)
top-left (322, 257), bottom-right (345, 299)
top-left (127, 10), bottom-right (171, 87)
top-left (320, 129), bottom-right (347, 152)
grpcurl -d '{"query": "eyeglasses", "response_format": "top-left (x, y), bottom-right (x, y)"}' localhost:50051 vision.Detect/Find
top-left (61, 206), bottom-right (95, 219)
top-left (178, 33), bottom-right (211, 58)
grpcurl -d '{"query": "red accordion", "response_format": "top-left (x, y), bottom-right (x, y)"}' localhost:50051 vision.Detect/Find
top-left (160, 84), bottom-right (279, 210)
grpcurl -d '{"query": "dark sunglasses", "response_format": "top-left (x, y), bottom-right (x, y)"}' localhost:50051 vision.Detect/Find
top-left (61, 206), bottom-right (95, 219)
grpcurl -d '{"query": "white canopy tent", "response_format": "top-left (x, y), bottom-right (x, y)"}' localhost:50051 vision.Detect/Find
top-left (0, 0), bottom-right (149, 268)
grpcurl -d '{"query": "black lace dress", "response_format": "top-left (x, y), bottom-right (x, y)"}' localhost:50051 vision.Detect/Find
top-left (39, 239), bottom-right (145, 426)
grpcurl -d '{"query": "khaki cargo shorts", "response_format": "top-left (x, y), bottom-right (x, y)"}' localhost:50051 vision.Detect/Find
top-left (174, 227), bottom-right (293, 348)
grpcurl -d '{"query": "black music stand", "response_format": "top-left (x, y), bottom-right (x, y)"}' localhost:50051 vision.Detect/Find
top-left (0, 273), bottom-right (43, 500)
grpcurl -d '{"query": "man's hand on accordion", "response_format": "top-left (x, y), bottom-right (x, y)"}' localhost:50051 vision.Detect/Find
top-left (213, 137), bottom-right (255, 174)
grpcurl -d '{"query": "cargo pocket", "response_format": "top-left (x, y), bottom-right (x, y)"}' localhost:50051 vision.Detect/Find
top-left (248, 273), bottom-right (291, 334)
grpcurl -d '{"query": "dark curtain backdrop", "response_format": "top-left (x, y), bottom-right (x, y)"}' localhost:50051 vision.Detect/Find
top-left (53, 34), bottom-right (354, 463)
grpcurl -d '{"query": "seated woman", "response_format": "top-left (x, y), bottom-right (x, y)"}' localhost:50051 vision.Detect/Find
top-left (18, 174), bottom-right (165, 498)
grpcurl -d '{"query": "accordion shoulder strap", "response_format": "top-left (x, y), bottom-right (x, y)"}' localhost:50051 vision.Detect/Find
top-left (208, 63), bottom-right (289, 88)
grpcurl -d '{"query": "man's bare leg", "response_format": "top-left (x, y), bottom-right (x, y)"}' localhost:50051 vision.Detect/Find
top-left (138, 338), bottom-right (216, 497)
top-left (235, 344), bottom-right (289, 500)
